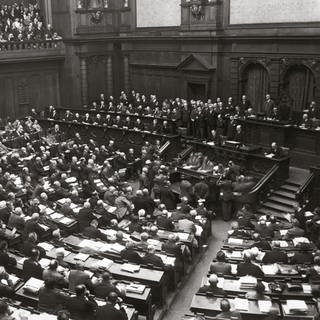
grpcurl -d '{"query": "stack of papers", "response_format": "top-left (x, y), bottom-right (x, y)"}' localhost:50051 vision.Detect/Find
top-left (50, 212), bottom-right (64, 220)
top-left (59, 217), bottom-right (73, 225)
top-left (24, 278), bottom-right (44, 292)
top-left (96, 258), bottom-right (113, 270)
top-left (147, 239), bottom-right (160, 246)
top-left (39, 258), bottom-right (51, 268)
top-left (262, 264), bottom-right (279, 275)
top-left (126, 283), bottom-right (145, 294)
top-left (292, 237), bottom-right (310, 246)
top-left (234, 298), bottom-right (249, 311)
top-left (1, 274), bottom-right (20, 286)
top-left (228, 238), bottom-right (243, 245)
top-left (121, 263), bottom-right (140, 273)
top-left (74, 253), bottom-right (90, 262)
top-left (45, 207), bottom-right (54, 215)
top-left (177, 232), bottom-right (189, 241)
top-left (156, 253), bottom-right (175, 266)
top-left (286, 300), bottom-right (308, 312)
top-left (109, 243), bottom-right (125, 253)
top-left (231, 251), bottom-right (242, 258)
top-left (239, 276), bottom-right (257, 289)
top-left (258, 300), bottom-right (272, 313)
top-left (279, 229), bottom-right (288, 236)
top-left (37, 242), bottom-right (54, 251)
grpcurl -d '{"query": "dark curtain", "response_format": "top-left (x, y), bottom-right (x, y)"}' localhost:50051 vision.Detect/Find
top-left (284, 66), bottom-right (315, 111)
top-left (243, 64), bottom-right (269, 113)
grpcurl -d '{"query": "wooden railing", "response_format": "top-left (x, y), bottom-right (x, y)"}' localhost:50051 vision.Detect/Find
top-left (296, 171), bottom-right (316, 207)
top-left (0, 39), bottom-right (64, 52)
top-left (248, 164), bottom-right (281, 206)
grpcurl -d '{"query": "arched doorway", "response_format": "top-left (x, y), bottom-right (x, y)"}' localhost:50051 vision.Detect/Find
top-left (241, 63), bottom-right (270, 112)
top-left (283, 65), bottom-right (315, 111)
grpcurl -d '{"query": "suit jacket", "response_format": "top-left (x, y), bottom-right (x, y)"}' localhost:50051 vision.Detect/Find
top-left (68, 270), bottom-right (92, 292)
top-left (262, 249), bottom-right (288, 264)
top-left (265, 99), bottom-right (275, 117)
top-left (198, 285), bottom-right (225, 295)
top-left (96, 304), bottom-right (128, 320)
top-left (291, 252), bottom-right (314, 264)
top-left (120, 248), bottom-right (142, 264)
top-left (23, 258), bottom-right (43, 280)
top-left (38, 287), bottom-right (68, 314)
top-left (156, 215), bottom-right (174, 231)
top-left (93, 281), bottom-right (120, 299)
top-left (209, 261), bottom-right (232, 276)
top-left (67, 295), bottom-right (97, 320)
top-left (142, 253), bottom-right (164, 269)
top-left (77, 208), bottom-right (95, 231)
top-left (237, 262), bottom-right (264, 278)
top-left (159, 187), bottom-right (176, 211)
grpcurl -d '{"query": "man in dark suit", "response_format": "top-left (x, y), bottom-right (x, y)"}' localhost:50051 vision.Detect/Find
top-left (237, 251), bottom-right (264, 278)
top-left (68, 262), bottom-right (93, 293)
top-left (156, 211), bottom-right (175, 231)
top-left (217, 178), bottom-right (234, 221)
top-left (264, 94), bottom-right (275, 117)
top-left (290, 242), bottom-right (314, 264)
top-left (239, 95), bottom-right (251, 113)
top-left (93, 272), bottom-right (122, 299)
top-left (255, 219), bottom-right (274, 239)
top-left (83, 219), bottom-right (108, 241)
top-left (120, 241), bottom-right (142, 264)
top-left (159, 181), bottom-right (176, 211)
top-left (162, 234), bottom-right (182, 259)
top-left (77, 202), bottom-right (95, 231)
top-left (250, 233), bottom-right (272, 251)
top-left (67, 284), bottom-right (97, 320)
top-left (262, 241), bottom-right (288, 264)
top-left (266, 142), bottom-right (283, 159)
top-left (142, 245), bottom-right (164, 269)
top-left (233, 125), bottom-right (244, 144)
top-left (23, 249), bottom-right (43, 280)
top-left (23, 213), bottom-right (45, 239)
top-left (209, 251), bottom-right (232, 275)
top-left (198, 274), bottom-right (226, 295)
top-left (96, 292), bottom-right (128, 320)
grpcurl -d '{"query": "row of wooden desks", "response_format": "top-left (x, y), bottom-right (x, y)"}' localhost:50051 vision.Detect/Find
top-left (37, 119), bottom-right (181, 160)
top-left (190, 294), bottom-right (317, 320)
top-left (14, 278), bottom-right (138, 320)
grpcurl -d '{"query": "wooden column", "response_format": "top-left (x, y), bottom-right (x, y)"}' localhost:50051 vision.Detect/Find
top-left (80, 57), bottom-right (88, 106)
top-left (123, 55), bottom-right (130, 93)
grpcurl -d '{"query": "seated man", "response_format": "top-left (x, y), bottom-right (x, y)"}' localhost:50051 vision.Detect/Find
top-left (254, 218), bottom-right (274, 239)
top-left (290, 242), bottom-right (314, 264)
top-left (245, 281), bottom-right (271, 300)
top-left (209, 251), bottom-right (232, 275)
top-left (198, 274), bottom-right (225, 295)
top-left (265, 142), bottom-right (283, 159)
top-left (216, 298), bottom-right (242, 320)
top-left (142, 245), bottom-right (164, 269)
top-left (120, 241), bottom-right (142, 264)
top-left (262, 241), bottom-right (288, 264)
top-left (23, 249), bottom-right (43, 280)
top-left (68, 262), bottom-right (92, 293)
top-left (83, 219), bottom-right (108, 241)
top-left (96, 292), bottom-right (128, 320)
top-left (93, 272), bottom-right (122, 299)
top-left (284, 218), bottom-right (305, 239)
top-left (237, 251), bottom-right (264, 278)
top-left (0, 266), bottom-right (14, 298)
top-left (250, 232), bottom-right (272, 251)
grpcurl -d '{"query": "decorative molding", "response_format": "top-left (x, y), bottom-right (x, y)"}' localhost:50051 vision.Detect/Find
top-left (280, 57), bottom-right (320, 73)
top-left (239, 57), bottom-right (271, 68)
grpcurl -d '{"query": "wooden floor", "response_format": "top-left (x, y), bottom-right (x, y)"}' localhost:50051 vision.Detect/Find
top-left (162, 219), bottom-right (231, 320)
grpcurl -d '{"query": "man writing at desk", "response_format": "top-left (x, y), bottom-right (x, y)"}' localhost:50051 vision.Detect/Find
top-left (264, 142), bottom-right (283, 159)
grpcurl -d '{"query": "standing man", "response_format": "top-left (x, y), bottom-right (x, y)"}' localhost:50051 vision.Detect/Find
top-left (264, 94), bottom-right (275, 118)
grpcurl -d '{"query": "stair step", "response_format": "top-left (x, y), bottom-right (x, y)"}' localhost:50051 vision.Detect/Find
top-left (257, 208), bottom-right (290, 220)
top-left (262, 202), bottom-right (295, 213)
top-left (273, 190), bottom-right (296, 200)
top-left (284, 180), bottom-right (301, 188)
top-left (280, 184), bottom-right (299, 193)
top-left (268, 196), bottom-right (298, 207)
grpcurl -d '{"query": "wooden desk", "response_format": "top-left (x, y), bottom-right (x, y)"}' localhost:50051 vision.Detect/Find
top-left (15, 278), bottom-right (137, 320)
top-left (190, 294), bottom-right (281, 319)
top-left (280, 301), bottom-right (318, 320)
top-left (37, 119), bottom-right (181, 161)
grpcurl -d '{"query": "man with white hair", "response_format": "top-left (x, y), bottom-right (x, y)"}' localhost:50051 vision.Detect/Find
top-left (198, 274), bottom-right (225, 295)
top-left (77, 202), bottom-right (94, 231)
top-left (142, 245), bottom-right (164, 269)
top-left (8, 207), bottom-right (25, 231)
top-left (23, 213), bottom-right (45, 238)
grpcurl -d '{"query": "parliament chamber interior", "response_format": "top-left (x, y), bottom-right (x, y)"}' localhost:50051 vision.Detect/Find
top-left (2, 0), bottom-right (320, 320)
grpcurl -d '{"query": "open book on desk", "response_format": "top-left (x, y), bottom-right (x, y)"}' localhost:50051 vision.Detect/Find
top-left (74, 252), bottom-right (90, 262)
top-left (234, 298), bottom-right (249, 311)
top-left (126, 283), bottom-right (146, 294)
top-left (37, 242), bottom-right (55, 251)
top-left (96, 258), bottom-right (113, 270)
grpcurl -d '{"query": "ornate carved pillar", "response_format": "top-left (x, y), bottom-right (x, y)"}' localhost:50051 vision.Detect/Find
top-left (106, 55), bottom-right (113, 96)
top-left (123, 55), bottom-right (130, 93)
top-left (80, 57), bottom-right (88, 106)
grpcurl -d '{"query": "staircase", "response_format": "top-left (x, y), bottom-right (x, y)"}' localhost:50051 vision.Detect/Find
top-left (257, 167), bottom-right (310, 219)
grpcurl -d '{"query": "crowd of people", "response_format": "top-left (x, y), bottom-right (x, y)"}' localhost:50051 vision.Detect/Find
top-left (0, 2), bottom-right (61, 43)
top-left (0, 114), bottom-right (213, 319)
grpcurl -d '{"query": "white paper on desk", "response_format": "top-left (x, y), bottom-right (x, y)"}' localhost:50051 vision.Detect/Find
top-left (126, 283), bottom-right (145, 294)
top-left (38, 242), bottom-right (54, 251)
top-left (96, 300), bottom-right (106, 307)
top-left (70, 203), bottom-right (78, 210)
top-left (110, 243), bottom-right (125, 253)
top-left (234, 298), bottom-right (249, 311)
top-left (79, 239), bottom-right (93, 248)
top-left (38, 204), bottom-right (46, 211)
top-left (292, 237), bottom-right (310, 246)
top-left (258, 300), bottom-right (272, 313)
top-left (121, 263), bottom-right (140, 273)
top-left (265, 153), bottom-right (274, 158)
top-left (26, 277), bottom-right (44, 291)
top-left (99, 228), bottom-right (117, 237)
top-left (45, 207), bottom-right (54, 215)
top-left (228, 238), bottom-right (243, 245)
top-left (74, 253), bottom-right (90, 262)
top-left (279, 229), bottom-right (288, 236)
top-left (217, 277), bottom-right (224, 288)
top-left (96, 258), bottom-right (113, 270)
top-left (177, 232), bottom-right (189, 241)
top-left (17, 257), bottom-right (27, 266)
top-left (39, 223), bottom-right (50, 231)
top-left (231, 251), bottom-right (242, 258)
top-left (59, 217), bottom-right (73, 225)
top-left (84, 270), bottom-right (94, 278)
top-left (302, 284), bottom-right (312, 294)
top-left (39, 258), bottom-right (51, 268)
top-left (286, 300), bottom-right (308, 312)
top-left (73, 207), bottom-right (81, 214)
top-left (50, 212), bottom-right (64, 220)
top-left (147, 239), bottom-right (160, 246)
top-left (1, 274), bottom-right (19, 286)
top-left (262, 264), bottom-right (279, 275)
top-left (195, 225), bottom-right (203, 237)
top-left (107, 206), bottom-right (117, 214)
top-left (231, 264), bottom-right (237, 274)
top-left (240, 276), bottom-right (257, 285)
